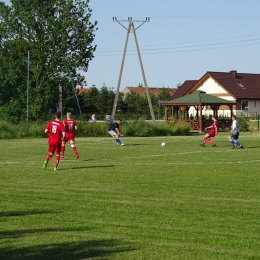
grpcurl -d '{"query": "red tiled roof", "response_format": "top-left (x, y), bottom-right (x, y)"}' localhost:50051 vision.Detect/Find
top-left (75, 87), bottom-right (91, 95)
top-left (206, 71), bottom-right (260, 99)
top-left (125, 87), bottom-right (177, 97)
top-left (170, 80), bottom-right (197, 100)
top-left (170, 71), bottom-right (260, 100)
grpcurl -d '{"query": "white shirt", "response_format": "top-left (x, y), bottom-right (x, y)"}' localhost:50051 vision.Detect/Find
top-left (232, 120), bottom-right (240, 133)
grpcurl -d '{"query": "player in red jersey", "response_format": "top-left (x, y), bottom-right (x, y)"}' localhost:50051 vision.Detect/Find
top-left (61, 112), bottom-right (79, 159)
top-left (200, 115), bottom-right (218, 147)
top-left (43, 111), bottom-right (65, 171)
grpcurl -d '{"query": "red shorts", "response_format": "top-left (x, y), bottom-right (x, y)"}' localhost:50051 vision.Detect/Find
top-left (48, 143), bottom-right (61, 154)
top-left (208, 130), bottom-right (216, 137)
top-left (64, 133), bottom-right (75, 143)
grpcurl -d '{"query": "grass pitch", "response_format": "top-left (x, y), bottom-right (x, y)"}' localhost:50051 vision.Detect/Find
top-left (0, 133), bottom-right (260, 259)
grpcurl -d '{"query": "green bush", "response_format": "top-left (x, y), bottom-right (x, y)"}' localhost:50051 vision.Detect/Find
top-left (237, 116), bottom-right (249, 132)
top-left (0, 120), bottom-right (191, 139)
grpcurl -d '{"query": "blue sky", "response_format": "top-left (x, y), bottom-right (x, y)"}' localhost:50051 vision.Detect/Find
top-left (2, 0), bottom-right (260, 90)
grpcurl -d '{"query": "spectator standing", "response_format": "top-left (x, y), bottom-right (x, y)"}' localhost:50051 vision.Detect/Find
top-left (91, 112), bottom-right (97, 123)
top-left (105, 111), bottom-right (113, 124)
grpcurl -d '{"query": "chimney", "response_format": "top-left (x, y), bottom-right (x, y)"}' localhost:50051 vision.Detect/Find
top-left (230, 70), bottom-right (237, 78)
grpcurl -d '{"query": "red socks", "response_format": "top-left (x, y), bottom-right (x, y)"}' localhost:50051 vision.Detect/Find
top-left (208, 138), bottom-right (215, 145)
top-left (46, 154), bottom-right (53, 162)
top-left (55, 155), bottom-right (60, 168)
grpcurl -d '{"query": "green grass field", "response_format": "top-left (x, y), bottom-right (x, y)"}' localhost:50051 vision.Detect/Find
top-left (1, 133), bottom-right (260, 259)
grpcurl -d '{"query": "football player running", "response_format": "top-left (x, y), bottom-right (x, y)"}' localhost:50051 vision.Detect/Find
top-left (108, 119), bottom-right (124, 146)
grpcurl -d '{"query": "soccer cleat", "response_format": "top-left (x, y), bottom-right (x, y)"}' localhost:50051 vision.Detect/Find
top-left (240, 145), bottom-right (244, 149)
top-left (120, 143), bottom-right (125, 146)
top-left (212, 144), bottom-right (216, 147)
top-left (232, 145), bottom-right (236, 149)
top-left (76, 153), bottom-right (79, 159)
top-left (60, 154), bottom-right (64, 158)
top-left (54, 167), bottom-right (57, 171)
top-left (43, 161), bottom-right (48, 170)
top-left (200, 144), bottom-right (205, 147)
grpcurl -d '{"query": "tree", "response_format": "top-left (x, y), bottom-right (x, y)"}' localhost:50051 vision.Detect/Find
top-left (158, 87), bottom-right (171, 101)
top-left (0, 0), bottom-right (97, 121)
top-left (176, 81), bottom-right (182, 88)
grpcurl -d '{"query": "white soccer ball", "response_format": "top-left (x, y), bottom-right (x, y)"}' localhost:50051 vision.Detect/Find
top-left (161, 142), bottom-right (166, 147)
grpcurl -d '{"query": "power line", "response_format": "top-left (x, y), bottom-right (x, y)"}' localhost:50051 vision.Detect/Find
top-left (95, 26), bottom-right (122, 46)
top-left (95, 32), bottom-right (260, 51)
top-left (94, 20), bottom-right (113, 36)
top-left (93, 38), bottom-right (260, 57)
top-left (137, 15), bottom-right (260, 19)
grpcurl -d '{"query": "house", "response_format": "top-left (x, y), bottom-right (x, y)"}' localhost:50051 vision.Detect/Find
top-left (122, 86), bottom-right (177, 99)
top-left (170, 70), bottom-right (260, 117)
top-left (75, 86), bottom-right (91, 95)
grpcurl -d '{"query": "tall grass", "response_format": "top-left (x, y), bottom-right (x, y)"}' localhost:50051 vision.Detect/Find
top-left (0, 120), bottom-right (190, 139)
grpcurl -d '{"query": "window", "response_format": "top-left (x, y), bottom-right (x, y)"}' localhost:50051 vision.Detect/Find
top-left (237, 83), bottom-right (246, 89)
top-left (241, 100), bottom-right (248, 110)
top-left (255, 101), bottom-right (257, 107)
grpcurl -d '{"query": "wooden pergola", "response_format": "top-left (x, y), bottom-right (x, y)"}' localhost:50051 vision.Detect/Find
top-left (162, 91), bottom-right (236, 132)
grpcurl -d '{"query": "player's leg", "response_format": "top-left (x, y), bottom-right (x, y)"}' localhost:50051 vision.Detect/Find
top-left (70, 140), bottom-right (79, 159)
top-left (207, 138), bottom-right (216, 146)
top-left (200, 133), bottom-right (209, 147)
top-left (54, 145), bottom-right (61, 171)
top-left (234, 133), bottom-right (243, 148)
top-left (115, 136), bottom-right (122, 145)
top-left (61, 141), bottom-right (66, 158)
top-left (43, 144), bottom-right (54, 169)
top-left (229, 134), bottom-right (236, 148)
top-left (108, 130), bottom-right (121, 145)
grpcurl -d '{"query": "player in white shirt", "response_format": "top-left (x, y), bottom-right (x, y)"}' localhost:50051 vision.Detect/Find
top-left (228, 115), bottom-right (244, 149)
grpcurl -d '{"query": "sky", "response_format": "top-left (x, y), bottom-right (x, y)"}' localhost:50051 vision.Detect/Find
top-left (2, 0), bottom-right (260, 90)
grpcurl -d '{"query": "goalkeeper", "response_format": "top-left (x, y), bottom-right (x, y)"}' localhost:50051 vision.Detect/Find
top-left (108, 119), bottom-right (124, 146)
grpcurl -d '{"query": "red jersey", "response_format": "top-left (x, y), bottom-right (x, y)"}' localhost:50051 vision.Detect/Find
top-left (63, 119), bottom-right (77, 134)
top-left (46, 119), bottom-right (65, 145)
top-left (208, 120), bottom-right (218, 137)
top-left (211, 120), bottom-right (218, 131)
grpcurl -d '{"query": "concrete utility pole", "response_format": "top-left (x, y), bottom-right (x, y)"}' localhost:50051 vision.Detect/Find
top-left (112, 17), bottom-right (156, 123)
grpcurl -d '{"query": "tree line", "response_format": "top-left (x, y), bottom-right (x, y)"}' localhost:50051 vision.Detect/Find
top-left (0, 0), bottom-right (173, 123)
top-left (76, 85), bottom-right (172, 121)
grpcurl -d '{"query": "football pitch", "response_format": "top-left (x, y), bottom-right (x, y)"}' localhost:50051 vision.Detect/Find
top-left (0, 133), bottom-right (260, 259)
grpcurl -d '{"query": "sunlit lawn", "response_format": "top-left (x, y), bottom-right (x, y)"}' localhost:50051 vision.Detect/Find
top-left (0, 132), bottom-right (260, 259)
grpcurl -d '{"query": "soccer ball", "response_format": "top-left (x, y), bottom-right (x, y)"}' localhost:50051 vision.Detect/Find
top-left (161, 142), bottom-right (166, 147)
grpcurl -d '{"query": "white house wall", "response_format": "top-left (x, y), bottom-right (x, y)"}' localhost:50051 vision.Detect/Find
top-left (189, 76), bottom-right (236, 117)
top-left (196, 77), bottom-right (227, 94)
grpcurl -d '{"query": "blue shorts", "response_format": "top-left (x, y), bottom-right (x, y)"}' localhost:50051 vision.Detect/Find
top-left (230, 132), bottom-right (239, 140)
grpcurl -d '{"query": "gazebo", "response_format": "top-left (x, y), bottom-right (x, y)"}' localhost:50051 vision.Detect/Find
top-left (161, 91), bottom-right (236, 132)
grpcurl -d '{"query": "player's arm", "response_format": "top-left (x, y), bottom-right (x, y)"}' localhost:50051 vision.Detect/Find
top-left (115, 127), bottom-right (120, 134)
top-left (45, 124), bottom-right (50, 134)
top-left (62, 132), bottom-right (66, 142)
top-left (115, 127), bottom-right (123, 136)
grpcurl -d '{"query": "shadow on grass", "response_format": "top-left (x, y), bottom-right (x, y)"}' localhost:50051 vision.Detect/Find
top-left (0, 239), bottom-right (136, 260)
top-left (0, 227), bottom-right (93, 240)
top-left (126, 144), bottom-right (148, 146)
top-left (70, 165), bottom-right (115, 170)
top-left (0, 210), bottom-right (55, 218)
